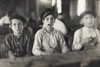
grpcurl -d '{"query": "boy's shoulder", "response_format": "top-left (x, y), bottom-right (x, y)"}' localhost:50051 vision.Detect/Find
top-left (5, 33), bottom-right (30, 39)
top-left (54, 29), bottom-right (63, 35)
top-left (23, 33), bottom-right (32, 40)
top-left (95, 28), bottom-right (99, 32)
top-left (5, 33), bottom-right (13, 37)
top-left (74, 28), bottom-right (84, 37)
top-left (4, 33), bottom-right (14, 40)
top-left (95, 28), bottom-right (100, 35)
top-left (35, 29), bottom-right (45, 35)
top-left (74, 28), bottom-right (82, 34)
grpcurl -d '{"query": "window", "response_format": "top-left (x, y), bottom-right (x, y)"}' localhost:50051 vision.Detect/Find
top-left (77, 0), bottom-right (86, 16)
top-left (57, 0), bottom-right (62, 14)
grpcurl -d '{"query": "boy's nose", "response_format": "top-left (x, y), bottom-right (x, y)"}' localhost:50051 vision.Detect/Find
top-left (16, 25), bottom-right (18, 27)
top-left (87, 18), bottom-right (91, 22)
top-left (48, 20), bottom-right (52, 23)
top-left (16, 25), bottom-right (20, 28)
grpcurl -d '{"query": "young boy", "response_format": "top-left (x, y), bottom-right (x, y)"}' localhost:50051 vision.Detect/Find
top-left (72, 10), bottom-right (100, 51)
top-left (1, 15), bottom-right (32, 58)
top-left (32, 8), bottom-right (69, 56)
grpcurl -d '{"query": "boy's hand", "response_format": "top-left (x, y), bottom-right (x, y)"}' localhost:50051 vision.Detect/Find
top-left (81, 37), bottom-right (93, 45)
top-left (92, 37), bottom-right (98, 44)
top-left (41, 52), bottom-right (52, 55)
top-left (8, 50), bottom-right (16, 60)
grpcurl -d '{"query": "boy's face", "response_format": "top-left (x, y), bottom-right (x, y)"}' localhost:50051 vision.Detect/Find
top-left (81, 14), bottom-right (95, 28)
top-left (43, 15), bottom-right (55, 29)
top-left (11, 19), bottom-right (24, 35)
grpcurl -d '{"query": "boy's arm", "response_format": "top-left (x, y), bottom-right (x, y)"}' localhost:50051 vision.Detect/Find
top-left (72, 30), bottom-right (83, 51)
top-left (1, 36), bottom-right (12, 58)
top-left (95, 30), bottom-right (100, 50)
top-left (32, 32), bottom-right (44, 56)
top-left (72, 29), bottom-right (93, 51)
top-left (58, 31), bottom-right (69, 53)
top-left (8, 50), bottom-right (16, 60)
top-left (26, 36), bottom-right (34, 56)
top-left (32, 31), bottom-right (52, 56)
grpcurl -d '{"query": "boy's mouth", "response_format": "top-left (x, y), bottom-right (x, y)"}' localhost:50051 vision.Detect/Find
top-left (48, 24), bottom-right (52, 26)
top-left (89, 22), bottom-right (92, 24)
top-left (16, 30), bottom-right (20, 32)
top-left (89, 23), bottom-right (93, 25)
top-left (16, 29), bottom-right (20, 32)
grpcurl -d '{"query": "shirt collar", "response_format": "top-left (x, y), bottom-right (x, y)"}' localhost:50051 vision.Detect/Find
top-left (13, 33), bottom-right (24, 38)
top-left (42, 27), bottom-right (55, 34)
top-left (83, 26), bottom-right (94, 31)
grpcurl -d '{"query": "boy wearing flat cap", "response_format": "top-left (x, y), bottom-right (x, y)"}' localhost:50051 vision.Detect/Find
top-left (1, 15), bottom-right (32, 58)
top-left (72, 10), bottom-right (100, 51)
top-left (32, 8), bottom-right (69, 56)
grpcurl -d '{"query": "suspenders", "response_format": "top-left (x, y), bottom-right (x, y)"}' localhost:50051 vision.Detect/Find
top-left (80, 28), bottom-right (83, 43)
top-left (80, 28), bottom-right (98, 43)
top-left (79, 28), bottom-right (98, 50)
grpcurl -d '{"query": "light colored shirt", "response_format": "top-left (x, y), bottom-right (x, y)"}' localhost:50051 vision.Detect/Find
top-left (72, 26), bottom-right (100, 50)
top-left (32, 28), bottom-right (68, 55)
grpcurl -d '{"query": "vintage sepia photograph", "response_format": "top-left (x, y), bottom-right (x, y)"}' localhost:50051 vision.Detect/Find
top-left (0, 0), bottom-right (100, 67)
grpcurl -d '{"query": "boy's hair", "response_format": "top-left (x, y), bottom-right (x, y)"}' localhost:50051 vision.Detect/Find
top-left (10, 15), bottom-right (26, 24)
top-left (80, 10), bottom-right (96, 20)
top-left (40, 8), bottom-right (56, 21)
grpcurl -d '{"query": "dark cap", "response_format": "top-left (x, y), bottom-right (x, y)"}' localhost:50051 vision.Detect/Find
top-left (40, 8), bottom-right (56, 21)
top-left (80, 10), bottom-right (96, 20)
top-left (10, 15), bottom-right (26, 24)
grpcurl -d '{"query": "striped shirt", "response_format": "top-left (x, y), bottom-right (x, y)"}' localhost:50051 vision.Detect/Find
top-left (1, 33), bottom-right (32, 57)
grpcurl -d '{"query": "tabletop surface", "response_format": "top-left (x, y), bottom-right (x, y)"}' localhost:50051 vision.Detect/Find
top-left (1, 50), bottom-right (100, 67)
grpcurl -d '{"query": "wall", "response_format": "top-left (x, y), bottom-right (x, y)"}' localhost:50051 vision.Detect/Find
top-left (95, 0), bottom-right (100, 30)
top-left (70, 0), bottom-right (78, 20)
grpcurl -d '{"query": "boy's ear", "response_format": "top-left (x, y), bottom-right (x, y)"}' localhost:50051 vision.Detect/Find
top-left (42, 20), bottom-right (44, 24)
top-left (24, 24), bottom-right (27, 27)
top-left (80, 19), bottom-right (84, 24)
top-left (9, 25), bottom-right (12, 29)
top-left (54, 20), bottom-right (55, 23)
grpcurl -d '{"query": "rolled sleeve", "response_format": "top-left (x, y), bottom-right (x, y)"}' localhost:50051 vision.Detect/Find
top-left (58, 31), bottom-right (69, 53)
top-left (72, 29), bottom-right (82, 50)
top-left (95, 30), bottom-right (100, 49)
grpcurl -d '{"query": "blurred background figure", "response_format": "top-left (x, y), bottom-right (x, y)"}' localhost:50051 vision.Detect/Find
top-left (53, 14), bottom-right (67, 36)
top-left (0, 13), bottom-right (12, 35)
top-left (0, 14), bottom-right (10, 26)
top-left (28, 12), bottom-right (39, 35)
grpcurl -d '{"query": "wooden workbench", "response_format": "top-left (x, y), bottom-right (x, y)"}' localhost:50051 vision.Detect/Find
top-left (0, 50), bottom-right (100, 67)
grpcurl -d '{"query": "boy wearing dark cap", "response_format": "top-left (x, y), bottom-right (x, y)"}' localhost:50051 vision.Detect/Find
top-left (32, 8), bottom-right (69, 56)
top-left (72, 10), bottom-right (100, 51)
top-left (1, 15), bottom-right (32, 58)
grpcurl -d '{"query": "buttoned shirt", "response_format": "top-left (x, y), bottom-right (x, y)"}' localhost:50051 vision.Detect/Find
top-left (32, 28), bottom-right (68, 55)
top-left (1, 33), bottom-right (32, 57)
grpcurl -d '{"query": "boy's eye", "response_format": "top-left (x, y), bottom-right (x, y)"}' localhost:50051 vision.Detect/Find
top-left (46, 18), bottom-right (54, 21)
top-left (83, 15), bottom-right (94, 20)
top-left (18, 22), bottom-right (22, 25)
top-left (90, 16), bottom-right (94, 18)
top-left (46, 18), bottom-right (49, 21)
top-left (50, 18), bottom-right (53, 21)
top-left (84, 17), bottom-right (88, 19)
top-left (13, 23), bottom-right (16, 26)
top-left (85, 17), bottom-right (93, 20)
